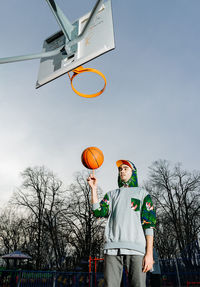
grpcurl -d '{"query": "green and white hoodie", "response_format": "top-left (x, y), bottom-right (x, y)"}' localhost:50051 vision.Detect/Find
top-left (92, 186), bottom-right (156, 254)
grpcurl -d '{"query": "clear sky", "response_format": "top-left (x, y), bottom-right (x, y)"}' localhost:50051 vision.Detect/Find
top-left (0, 0), bottom-right (200, 206)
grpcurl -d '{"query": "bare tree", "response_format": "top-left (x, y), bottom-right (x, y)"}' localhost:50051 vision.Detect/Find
top-left (62, 171), bottom-right (105, 270)
top-left (145, 160), bottom-right (200, 268)
top-left (12, 166), bottom-right (65, 269)
top-left (5, 167), bottom-right (106, 271)
top-left (0, 209), bottom-right (31, 268)
top-left (0, 210), bottom-right (25, 253)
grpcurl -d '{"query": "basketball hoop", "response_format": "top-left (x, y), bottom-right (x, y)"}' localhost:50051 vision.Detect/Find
top-left (68, 66), bottom-right (107, 98)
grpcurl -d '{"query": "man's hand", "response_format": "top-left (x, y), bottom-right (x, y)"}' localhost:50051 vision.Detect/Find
top-left (142, 253), bottom-right (154, 273)
top-left (87, 174), bottom-right (97, 189)
top-left (143, 234), bottom-right (154, 272)
top-left (87, 174), bottom-right (98, 204)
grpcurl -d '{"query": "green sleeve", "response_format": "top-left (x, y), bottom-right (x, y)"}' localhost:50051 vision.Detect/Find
top-left (141, 194), bottom-right (156, 229)
top-left (92, 193), bottom-right (110, 218)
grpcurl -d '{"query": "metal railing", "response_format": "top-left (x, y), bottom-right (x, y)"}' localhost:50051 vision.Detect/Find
top-left (0, 257), bottom-right (200, 287)
top-left (0, 270), bottom-right (92, 287)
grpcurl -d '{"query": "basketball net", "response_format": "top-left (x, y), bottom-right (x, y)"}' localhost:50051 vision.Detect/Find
top-left (68, 66), bottom-right (107, 98)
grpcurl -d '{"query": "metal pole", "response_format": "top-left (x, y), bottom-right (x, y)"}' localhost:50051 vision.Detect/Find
top-left (94, 257), bottom-right (97, 287)
top-left (174, 258), bottom-right (181, 287)
top-left (53, 271), bottom-right (56, 287)
top-left (17, 270), bottom-right (21, 287)
top-left (89, 256), bottom-right (92, 287)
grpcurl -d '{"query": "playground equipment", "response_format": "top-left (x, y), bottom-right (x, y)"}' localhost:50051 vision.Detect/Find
top-left (89, 256), bottom-right (104, 287)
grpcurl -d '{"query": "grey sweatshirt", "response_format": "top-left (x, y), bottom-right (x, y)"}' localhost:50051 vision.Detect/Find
top-left (92, 187), bottom-right (156, 254)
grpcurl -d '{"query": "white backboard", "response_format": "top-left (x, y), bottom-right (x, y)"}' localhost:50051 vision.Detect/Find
top-left (36, 0), bottom-right (115, 88)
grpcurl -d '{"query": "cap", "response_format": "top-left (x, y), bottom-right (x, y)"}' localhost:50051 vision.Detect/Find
top-left (116, 160), bottom-right (136, 171)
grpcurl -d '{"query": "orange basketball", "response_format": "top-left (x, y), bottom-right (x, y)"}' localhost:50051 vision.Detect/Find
top-left (81, 147), bottom-right (104, 170)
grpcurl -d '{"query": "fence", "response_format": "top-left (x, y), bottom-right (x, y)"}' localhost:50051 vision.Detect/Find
top-left (159, 258), bottom-right (200, 287)
top-left (0, 270), bottom-right (94, 287)
top-left (0, 257), bottom-right (200, 287)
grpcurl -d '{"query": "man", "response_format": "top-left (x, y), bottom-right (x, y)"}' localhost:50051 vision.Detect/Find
top-left (87, 160), bottom-right (156, 287)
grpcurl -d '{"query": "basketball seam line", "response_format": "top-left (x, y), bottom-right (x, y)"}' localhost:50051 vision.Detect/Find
top-left (92, 147), bottom-right (104, 161)
top-left (89, 148), bottom-right (99, 168)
